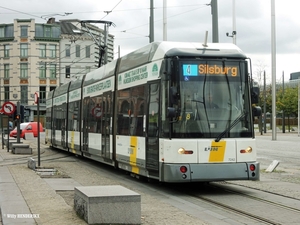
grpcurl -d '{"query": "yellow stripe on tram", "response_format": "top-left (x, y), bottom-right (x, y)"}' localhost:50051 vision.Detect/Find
top-left (129, 136), bottom-right (139, 173)
top-left (209, 140), bottom-right (226, 162)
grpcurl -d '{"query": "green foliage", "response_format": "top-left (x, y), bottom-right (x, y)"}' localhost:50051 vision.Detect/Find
top-left (258, 84), bottom-right (272, 112)
top-left (276, 87), bottom-right (298, 117)
top-left (259, 85), bottom-right (298, 117)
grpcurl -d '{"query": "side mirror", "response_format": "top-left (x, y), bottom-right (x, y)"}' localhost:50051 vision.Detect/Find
top-left (251, 86), bottom-right (260, 104)
top-left (252, 106), bottom-right (262, 117)
top-left (169, 86), bottom-right (178, 105)
top-left (167, 107), bottom-right (176, 118)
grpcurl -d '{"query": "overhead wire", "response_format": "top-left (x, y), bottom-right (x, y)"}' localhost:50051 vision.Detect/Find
top-left (1, 2), bottom-right (209, 78)
top-left (111, 5), bottom-right (209, 38)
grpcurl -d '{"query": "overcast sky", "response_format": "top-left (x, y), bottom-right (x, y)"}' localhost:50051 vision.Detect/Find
top-left (1, 0), bottom-right (299, 83)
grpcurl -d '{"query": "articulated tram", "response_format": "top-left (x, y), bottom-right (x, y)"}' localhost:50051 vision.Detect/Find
top-left (45, 41), bottom-right (260, 183)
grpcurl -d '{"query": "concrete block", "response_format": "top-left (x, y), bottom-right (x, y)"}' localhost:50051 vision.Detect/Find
top-left (28, 158), bottom-right (36, 170)
top-left (7, 140), bottom-right (22, 149)
top-left (25, 133), bottom-right (34, 140)
top-left (266, 160), bottom-right (280, 172)
top-left (74, 185), bottom-right (141, 225)
top-left (13, 148), bottom-right (32, 154)
top-left (12, 143), bottom-right (30, 148)
top-left (12, 144), bottom-right (32, 154)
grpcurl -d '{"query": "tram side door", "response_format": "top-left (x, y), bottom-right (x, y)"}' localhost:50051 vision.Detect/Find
top-left (146, 83), bottom-right (160, 174)
top-left (61, 102), bottom-right (67, 148)
top-left (82, 97), bottom-right (91, 153)
top-left (101, 91), bottom-right (112, 159)
top-left (52, 105), bottom-right (57, 146)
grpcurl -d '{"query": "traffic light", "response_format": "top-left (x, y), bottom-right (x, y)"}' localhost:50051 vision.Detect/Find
top-left (15, 114), bottom-right (21, 120)
top-left (10, 104), bottom-right (25, 122)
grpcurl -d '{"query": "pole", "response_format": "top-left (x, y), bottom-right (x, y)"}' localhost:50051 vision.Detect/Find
top-left (163, 0), bottom-right (167, 41)
top-left (211, 0), bottom-right (219, 43)
top-left (17, 101), bottom-right (21, 143)
top-left (282, 71), bottom-right (285, 133)
top-left (7, 119), bottom-right (9, 152)
top-left (0, 84), bottom-right (3, 149)
top-left (271, 0), bottom-right (277, 140)
top-left (37, 96), bottom-right (40, 167)
top-left (104, 24), bottom-right (108, 65)
top-left (298, 81), bottom-right (300, 137)
top-left (232, 0), bottom-right (236, 44)
top-left (149, 0), bottom-right (154, 43)
top-left (263, 71), bottom-right (267, 133)
top-left (1, 114), bottom-right (3, 149)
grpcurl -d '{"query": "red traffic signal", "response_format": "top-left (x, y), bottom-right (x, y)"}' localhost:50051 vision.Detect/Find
top-left (15, 114), bottom-right (20, 120)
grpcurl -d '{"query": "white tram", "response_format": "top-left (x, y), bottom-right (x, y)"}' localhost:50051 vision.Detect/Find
top-left (45, 41), bottom-right (261, 182)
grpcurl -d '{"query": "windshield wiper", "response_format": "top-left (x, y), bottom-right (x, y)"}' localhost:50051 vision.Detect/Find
top-left (215, 111), bottom-right (247, 142)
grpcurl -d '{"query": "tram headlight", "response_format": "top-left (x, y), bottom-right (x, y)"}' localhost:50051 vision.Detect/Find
top-left (178, 147), bottom-right (185, 154)
top-left (240, 146), bottom-right (252, 153)
top-left (178, 147), bottom-right (193, 154)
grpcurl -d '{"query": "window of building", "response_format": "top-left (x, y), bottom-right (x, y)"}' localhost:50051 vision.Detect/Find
top-left (40, 44), bottom-right (46, 57)
top-left (39, 62), bottom-right (46, 78)
top-left (35, 24), bottom-right (61, 38)
top-left (0, 27), bottom-right (4, 37)
top-left (65, 44), bottom-right (70, 57)
top-left (66, 66), bottom-right (70, 78)
top-left (4, 45), bottom-right (9, 57)
top-left (20, 43), bottom-right (28, 58)
top-left (50, 86), bottom-right (56, 92)
top-left (4, 86), bottom-right (10, 102)
top-left (4, 64), bottom-right (9, 79)
top-left (85, 45), bottom-right (90, 58)
top-left (20, 64), bottom-right (28, 78)
top-left (20, 86), bottom-right (28, 104)
top-left (39, 86), bottom-right (46, 104)
top-left (49, 45), bottom-right (56, 58)
top-left (44, 26), bottom-right (51, 37)
top-left (76, 45), bottom-right (80, 57)
top-left (0, 25), bottom-right (13, 38)
top-left (49, 64), bottom-right (56, 79)
top-left (20, 26), bottom-right (28, 37)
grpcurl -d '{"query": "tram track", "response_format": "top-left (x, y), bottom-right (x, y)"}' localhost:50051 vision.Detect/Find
top-left (173, 181), bottom-right (300, 225)
top-left (192, 194), bottom-right (281, 225)
top-left (75, 155), bottom-right (300, 224)
top-left (0, 148), bottom-right (76, 166)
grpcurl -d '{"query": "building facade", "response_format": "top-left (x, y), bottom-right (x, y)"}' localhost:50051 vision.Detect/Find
top-left (0, 19), bottom-right (60, 123)
top-left (0, 18), bottom-right (114, 125)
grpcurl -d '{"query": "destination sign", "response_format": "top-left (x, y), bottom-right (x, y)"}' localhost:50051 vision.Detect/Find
top-left (183, 64), bottom-right (238, 77)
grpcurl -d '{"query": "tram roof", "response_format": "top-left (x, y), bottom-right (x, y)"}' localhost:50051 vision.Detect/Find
top-left (153, 41), bottom-right (247, 60)
top-left (118, 41), bottom-right (247, 73)
top-left (53, 82), bottom-right (70, 97)
top-left (70, 41), bottom-right (248, 90)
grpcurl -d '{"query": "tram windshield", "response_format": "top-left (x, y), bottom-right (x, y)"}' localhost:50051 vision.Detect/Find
top-left (167, 59), bottom-right (253, 139)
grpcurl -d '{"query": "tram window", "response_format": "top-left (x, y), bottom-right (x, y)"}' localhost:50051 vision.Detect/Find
top-left (90, 96), bottom-right (102, 133)
top-left (117, 99), bottom-right (130, 135)
top-left (117, 86), bottom-right (145, 136)
top-left (131, 86), bottom-right (145, 136)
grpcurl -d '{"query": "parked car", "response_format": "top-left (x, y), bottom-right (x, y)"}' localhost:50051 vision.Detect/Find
top-left (10, 122), bottom-right (44, 139)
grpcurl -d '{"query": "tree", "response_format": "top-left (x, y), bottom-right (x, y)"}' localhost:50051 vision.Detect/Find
top-left (276, 87), bottom-right (298, 131)
top-left (259, 84), bottom-right (272, 113)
